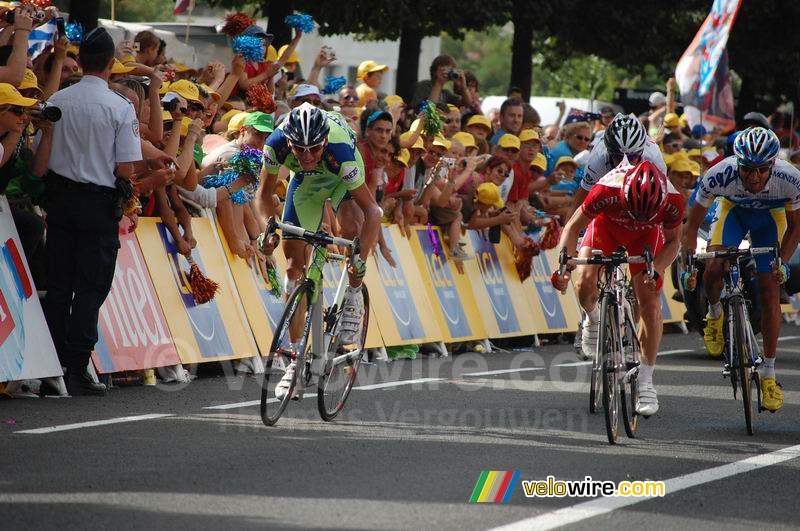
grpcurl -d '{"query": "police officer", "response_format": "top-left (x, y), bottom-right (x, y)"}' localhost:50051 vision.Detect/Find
top-left (44, 28), bottom-right (142, 396)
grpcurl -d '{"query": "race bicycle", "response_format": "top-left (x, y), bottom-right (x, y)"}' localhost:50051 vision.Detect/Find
top-left (259, 218), bottom-right (370, 426)
top-left (685, 246), bottom-right (777, 435)
top-left (559, 247), bottom-right (652, 444)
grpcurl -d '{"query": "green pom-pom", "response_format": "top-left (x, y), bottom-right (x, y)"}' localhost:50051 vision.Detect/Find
top-left (423, 101), bottom-right (444, 137)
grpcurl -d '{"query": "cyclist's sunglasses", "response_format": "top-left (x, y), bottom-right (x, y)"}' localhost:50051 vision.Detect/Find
top-left (610, 151), bottom-right (642, 165)
top-left (290, 142), bottom-right (325, 154)
top-left (739, 163), bottom-right (772, 176)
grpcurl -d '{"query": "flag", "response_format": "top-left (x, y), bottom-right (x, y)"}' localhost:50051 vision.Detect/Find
top-left (27, 19), bottom-right (58, 60)
top-left (174, 0), bottom-right (193, 15)
top-left (675, 0), bottom-right (742, 132)
top-left (562, 108), bottom-right (601, 125)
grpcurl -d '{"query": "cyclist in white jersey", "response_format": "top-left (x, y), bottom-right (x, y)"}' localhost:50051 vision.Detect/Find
top-left (683, 127), bottom-right (800, 412)
top-left (572, 113), bottom-right (667, 208)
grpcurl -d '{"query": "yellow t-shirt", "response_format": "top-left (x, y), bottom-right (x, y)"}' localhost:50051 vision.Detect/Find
top-left (356, 83), bottom-right (377, 107)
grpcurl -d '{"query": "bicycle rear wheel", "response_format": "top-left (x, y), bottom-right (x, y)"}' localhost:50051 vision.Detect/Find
top-left (600, 294), bottom-right (621, 444)
top-left (318, 285), bottom-right (370, 421)
top-left (621, 316), bottom-right (640, 438)
top-left (260, 281), bottom-right (314, 427)
top-left (732, 298), bottom-right (755, 435)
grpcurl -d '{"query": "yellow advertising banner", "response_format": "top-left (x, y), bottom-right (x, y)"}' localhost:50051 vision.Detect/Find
top-left (136, 217), bottom-right (258, 363)
top-left (660, 274), bottom-right (687, 324)
top-left (408, 225), bottom-right (486, 343)
top-left (367, 225), bottom-right (443, 346)
top-left (523, 248), bottom-right (582, 334)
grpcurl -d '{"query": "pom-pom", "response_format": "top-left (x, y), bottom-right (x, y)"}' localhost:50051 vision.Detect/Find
top-left (203, 170), bottom-right (237, 190)
top-left (322, 76), bottom-right (346, 95)
top-left (284, 12), bottom-right (316, 33)
top-left (229, 147), bottom-right (263, 179)
top-left (186, 257), bottom-right (219, 304)
top-left (421, 101), bottom-right (444, 137)
top-left (123, 192), bottom-right (140, 216)
top-left (65, 22), bottom-right (84, 44)
top-left (514, 238), bottom-right (540, 281)
top-left (221, 12), bottom-right (255, 37)
top-left (539, 218), bottom-right (561, 250)
top-left (232, 35), bottom-right (265, 63)
top-left (24, 0), bottom-right (51, 8)
top-left (246, 84), bottom-right (276, 113)
top-left (426, 222), bottom-right (441, 257)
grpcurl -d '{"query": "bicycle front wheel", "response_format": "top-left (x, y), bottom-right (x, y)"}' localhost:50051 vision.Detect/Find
top-left (732, 297), bottom-right (755, 435)
top-left (600, 294), bottom-right (621, 444)
top-left (589, 347), bottom-right (601, 414)
top-left (260, 281), bottom-right (314, 427)
top-left (318, 285), bottom-right (370, 421)
top-left (621, 316), bottom-right (640, 438)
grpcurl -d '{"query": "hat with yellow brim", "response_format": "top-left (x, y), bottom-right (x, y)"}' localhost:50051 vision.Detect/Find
top-left (0, 83), bottom-right (38, 107)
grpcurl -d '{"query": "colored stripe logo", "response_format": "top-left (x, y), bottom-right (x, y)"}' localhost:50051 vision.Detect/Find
top-left (469, 470), bottom-right (521, 503)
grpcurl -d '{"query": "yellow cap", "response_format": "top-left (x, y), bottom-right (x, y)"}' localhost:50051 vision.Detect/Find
top-left (688, 160), bottom-right (701, 177)
top-left (119, 53), bottom-right (136, 65)
top-left (664, 112), bottom-right (680, 129)
top-left (400, 130), bottom-right (425, 151)
top-left (555, 155), bottom-right (577, 169)
top-left (687, 148), bottom-right (702, 158)
top-left (278, 44), bottom-right (300, 64)
top-left (0, 83), bottom-right (38, 107)
top-left (466, 114), bottom-right (492, 131)
top-left (172, 62), bottom-right (193, 73)
top-left (179, 117), bottom-right (191, 137)
top-left (497, 134), bottom-right (521, 150)
top-left (531, 152), bottom-right (547, 171)
top-left (266, 45), bottom-right (278, 63)
top-left (67, 44), bottom-right (80, 56)
top-left (18, 69), bottom-right (41, 93)
top-left (357, 60), bottom-right (388, 80)
top-left (112, 59), bottom-right (135, 75)
top-left (518, 129), bottom-right (540, 143)
top-left (227, 111), bottom-right (250, 132)
top-left (169, 79), bottom-right (201, 103)
top-left (475, 182), bottom-right (505, 209)
top-left (395, 148), bottom-right (410, 167)
top-left (669, 158), bottom-right (693, 173)
top-left (383, 94), bottom-right (404, 108)
top-left (200, 83), bottom-right (221, 102)
top-left (452, 131), bottom-right (476, 150)
top-left (219, 108), bottom-right (240, 123)
top-left (679, 113), bottom-right (689, 129)
top-left (446, 104), bottom-right (459, 114)
top-left (432, 135), bottom-right (451, 151)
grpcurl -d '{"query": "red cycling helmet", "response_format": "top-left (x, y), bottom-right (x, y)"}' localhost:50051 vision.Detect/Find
top-left (620, 160), bottom-right (668, 222)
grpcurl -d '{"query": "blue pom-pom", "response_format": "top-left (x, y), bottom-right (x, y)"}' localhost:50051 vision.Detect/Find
top-left (229, 147), bottom-right (263, 178)
top-left (284, 13), bottom-right (316, 33)
top-left (230, 189), bottom-right (249, 205)
top-left (203, 170), bottom-right (237, 189)
top-left (65, 22), bottom-right (84, 44)
top-left (322, 76), bottom-right (346, 95)
top-left (232, 35), bottom-right (265, 63)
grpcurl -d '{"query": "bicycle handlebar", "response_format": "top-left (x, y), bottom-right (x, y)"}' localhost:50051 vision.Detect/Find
top-left (693, 246), bottom-right (777, 263)
top-left (266, 217), bottom-right (360, 253)
top-left (558, 246), bottom-right (655, 278)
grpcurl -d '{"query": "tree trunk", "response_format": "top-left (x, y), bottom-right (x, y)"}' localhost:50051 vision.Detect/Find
top-left (70, 0), bottom-right (101, 29)
top-left (396, 26), bottom-right (422, 105)
top-left (263, 0), bottom-right (294, 48)
top-left (510, 3), bottom-right (533, 101)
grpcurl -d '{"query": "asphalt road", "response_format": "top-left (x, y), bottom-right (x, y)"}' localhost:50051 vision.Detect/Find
top-left (3, 324), bottom-right (800, 530)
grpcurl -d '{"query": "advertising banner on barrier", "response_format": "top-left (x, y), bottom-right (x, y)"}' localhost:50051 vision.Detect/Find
top-left (524, 248), bottom-right (581, 334)
top-left (660, 275), bottom-right (686, 324)
top-left (367, 225), bottom-right (442, 346)
top-left (136, 218), bottom-right (258, 363)
top-left (409, 226), bottom-right (485, 342)
top-left (92, 219), bottom-right (181, 373)
top-left (0, 197), bottom-right (61, 383)
top-left (462, 232), bottom-right (539, 338)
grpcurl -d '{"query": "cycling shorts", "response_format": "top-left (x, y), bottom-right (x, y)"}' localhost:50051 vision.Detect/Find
top-left (582, 219), bottom-right (663, 284)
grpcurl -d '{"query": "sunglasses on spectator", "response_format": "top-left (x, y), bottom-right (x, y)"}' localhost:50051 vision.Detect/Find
top-left (290, 142), bottom-right (325, 154)
top-left (739, 163), bottom-right (772, 176)
top-left (0, 105), bottom-right (27, 116)
top-left (572, 134), bottom-right (591, 142)
top-left (501, 147), bottom-right (519, 153)
top-left (667, 143), bottom-right (682, 149)
top-left (341, 95), bottom-right (358, 103)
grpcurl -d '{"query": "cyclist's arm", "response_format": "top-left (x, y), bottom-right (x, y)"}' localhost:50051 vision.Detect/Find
top-left (349, 183), bottom-right (381, 260)
top-left (656, 225), bottom-right (681, 274)
top-left (780, 207), bottom-right (800, 264)
top-left (571, 186), bottom-right (588, 214)
top-left (682, 201), bottom-right (709, 255)
top-left (557, 207), bottom-right (591, 256)
top-left (256, 167), bottom-right (280, 219)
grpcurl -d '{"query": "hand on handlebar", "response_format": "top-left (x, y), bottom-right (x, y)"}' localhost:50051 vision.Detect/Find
top-left (257, 230), bottom-right (280, 255)
top-left (772, 262), bottom-right (790, 285)
top-left (681, 251), bottom-right (697, 291)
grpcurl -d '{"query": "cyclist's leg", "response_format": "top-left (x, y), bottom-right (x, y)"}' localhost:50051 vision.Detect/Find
top-left (573, 220), bottom-right (609, 356)
top-left (705, 198), bottom-right (745, 308)
top-left (331, 190), bottom-right (366, 342)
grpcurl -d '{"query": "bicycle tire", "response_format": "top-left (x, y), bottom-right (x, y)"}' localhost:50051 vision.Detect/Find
top-left (600, 294), bottom-right (620, 444)
top-left (621, 316), bottom-right (640, 438)
top-left (732, 297), bottom-right (755, 435)
top-left (318, 285), bottom-right (370, 421)
top-left (260, 281), bottom-right (314, 427)
top-left (589, 347), bottom-right (601, 414)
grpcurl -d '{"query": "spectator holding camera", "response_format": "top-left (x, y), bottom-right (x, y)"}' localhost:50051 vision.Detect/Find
top-left (413, 54), bottom-right (473, 111)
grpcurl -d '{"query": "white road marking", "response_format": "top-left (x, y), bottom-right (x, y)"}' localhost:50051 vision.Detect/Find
top-left (463, 368), bottom-right (545, 377)
top-left (491, 443), bottom-right (800, 531)
top-left (559, 349), bottom-right (695, 367)
top-left (203, 393), bottom-right (317, 411)
top-left (15, 414), bottom-right (174, 435)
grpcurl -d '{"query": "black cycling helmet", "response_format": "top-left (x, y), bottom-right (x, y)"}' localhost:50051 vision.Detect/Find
top-left (604, 112), bottom-right (648, 156)
top-left (283, 102), bottom-right (329, 147)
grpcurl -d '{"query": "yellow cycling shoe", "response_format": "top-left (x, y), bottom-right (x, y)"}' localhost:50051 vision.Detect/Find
top-left (703, 314), bottom-right (724, 358)
top-left (760, 377), bottom-right (784, 412)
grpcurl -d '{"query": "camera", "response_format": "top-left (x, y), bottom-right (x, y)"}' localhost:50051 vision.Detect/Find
top-left (5, 9), bottom-right (46, 24)
top-left (56, 17), bottom-right (64, 35)
top-left (162, 99), bottom-right (178, 112)
top-left (447, 69), bottom-right (460, 81)
top-left (29, 102), bottom-right (61, 122)
top-left (442, 157), bottom-right (456, 168)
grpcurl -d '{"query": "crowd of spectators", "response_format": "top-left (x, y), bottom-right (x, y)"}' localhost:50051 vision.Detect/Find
top-left (2, 5), bottom-right (800, 390)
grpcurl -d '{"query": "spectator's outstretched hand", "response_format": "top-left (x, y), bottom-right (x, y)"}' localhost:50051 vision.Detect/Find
top-left (231, 54), bottom-right (245, 77)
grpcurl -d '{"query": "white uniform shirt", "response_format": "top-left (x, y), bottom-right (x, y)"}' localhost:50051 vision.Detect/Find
top-left (695, 157), bottom-right (800, 211)
top-left (47, 75), bottom-right (142, 188)
top-left (581, 138), bottom-right (666, 191)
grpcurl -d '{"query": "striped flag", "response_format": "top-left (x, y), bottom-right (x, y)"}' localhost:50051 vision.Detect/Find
top-left (174, 0), bottom-right (193, 15)
top-left (469, 470), bottom-right (521, 503)
top-left (563, 108), bottom-right (602, 125)
top-left (675, 0), bottom-right (742, 132)
top-left (27, 19), bottom-right (58, 60)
